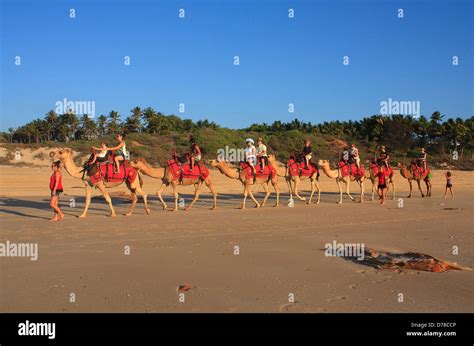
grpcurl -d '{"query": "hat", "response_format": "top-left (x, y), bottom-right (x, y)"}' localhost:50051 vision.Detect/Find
top-left (245, 138), bottom-right (254, 145)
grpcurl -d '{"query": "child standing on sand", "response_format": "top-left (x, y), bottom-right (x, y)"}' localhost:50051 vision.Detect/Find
top-left (49, 160), bottom-right (64, 221)
top-left (444, 171), bottom-right (454, 199)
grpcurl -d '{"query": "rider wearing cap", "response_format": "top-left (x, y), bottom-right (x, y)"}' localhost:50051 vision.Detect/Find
top-left (244, 138), bottom-right (257, 175)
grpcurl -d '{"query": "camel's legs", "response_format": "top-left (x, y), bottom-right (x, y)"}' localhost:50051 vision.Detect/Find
top-left (186, 181), bottom-right (202, 210)
top-left (315, 180), bottom-right (321, 204)
top-left (359, 181), bottom-right (364, 203)
top-left (157, 182), bottom-right (168, 210)
top-left (171, 181), bottom-right (179, 211)
top-left (426, 179), bottom-right (432, 197)
top-left (125, 189), bottom-right (138, 216)
top-left (247, 186), bottom-right (260, 208)
top-left (307, 178), bottom-right (316, 204)
top-left (293, 177), bottom-right (306, 201)
top-left (407, 179), bottom-right (413, 198)
top-left (241, 184), bottom-right (249, 209)
top-left (336, 179), bottom-right (343, 204)
top-left (345, 179), bottom-right (355, 201)
top-left (286, 177), bottom-right (294, 201)
top-left (127, 181), bottom-right (150, 215)
top-left (391, 177), bottom-right (396, 200)
top-left (416, 180), bottom-right (425, 197)
top-left (371, 178), bottom-right (376, 201)
top-left (205, 178), bottom-right (217, 209)
top-left (272, 179), bottom-right (280, 207)
top-left (261, 183), bottom-right (271, 207)
top-left (135, 185), bottom-right (150, 214)
top-left (96, 181), bottom-right (116, 217)
top-left (79, 182), bottom-right (92, 218)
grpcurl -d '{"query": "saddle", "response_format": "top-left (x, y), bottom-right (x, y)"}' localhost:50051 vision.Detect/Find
top-left (410, 160), bottom-right (430, 179)
top-left (287, 154), bottom-right (318, 177)
top-left (370, 162), bottom-right (393, 177)
top-left (239, 161), bottom-right (276, 180)
top-left (86, 159), bottom-right (137, 185)
top-left (338, 161), bottom-right (365, 178)
top-left (167, 157), bottom-right (209, 182)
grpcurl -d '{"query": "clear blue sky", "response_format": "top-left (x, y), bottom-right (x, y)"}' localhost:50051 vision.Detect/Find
top-left (1, 0), bottom-right (472, 130)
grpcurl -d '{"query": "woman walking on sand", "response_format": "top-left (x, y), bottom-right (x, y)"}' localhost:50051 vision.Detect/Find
top-left (444, 171), bottom-right (454, 199)
top-left (49, 160), bottom-right (64, 221)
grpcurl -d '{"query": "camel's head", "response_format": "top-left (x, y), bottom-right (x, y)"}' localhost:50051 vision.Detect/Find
top-left (132, 158), bottom-right (147, 170)
top-left (209, 159), bottom-right (220, 167)
top-left (49, 148), bottom-right (72, 162)
top-left (267, 154), bottom-right (276, 163)
top-left (318, 159), bottom-right (330, 168)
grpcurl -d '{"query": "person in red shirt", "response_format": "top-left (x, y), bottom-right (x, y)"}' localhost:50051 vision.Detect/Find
top-left (49, 160), bottom-right (64, 221)
top-left (377, 166), bottom-right (388, 205)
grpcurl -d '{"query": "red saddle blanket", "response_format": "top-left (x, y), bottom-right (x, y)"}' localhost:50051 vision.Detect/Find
top-left (89, 161), bottom-right (138, 185)
top-left (239, 162), bottom-right (276, 180)
top-left (287, 159), bottom-right (318, 177)
top-left (410, 163), bottom-right (430, 179)
top-left (338, 161), bottom-right (365, 178)
top-left (166, 159), bottom-right (209, 181)
top-left (370, 163), bottom-right (394, 177)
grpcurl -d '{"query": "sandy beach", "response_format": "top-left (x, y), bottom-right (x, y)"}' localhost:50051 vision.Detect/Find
top-left (1, 163), bottom-right (473, 313)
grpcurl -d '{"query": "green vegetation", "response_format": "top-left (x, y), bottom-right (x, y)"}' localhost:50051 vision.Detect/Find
top-left (2, 107), bottom-right (473, 168)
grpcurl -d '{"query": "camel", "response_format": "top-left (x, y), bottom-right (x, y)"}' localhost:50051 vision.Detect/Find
top-left (267, 155), bottom-right (321, 204)
top-left (49, 148), bottom-right (149, 217)
top-left (398, 162), bottom-right (432, 198)
top-left (132, 158), bottom-right (217, 211)
top-left (318, 159), bottom-right (365, 203)
top-left (209, 159), bottom-right (280, 209)
top-left (368, 164), bottom-right (396, 201)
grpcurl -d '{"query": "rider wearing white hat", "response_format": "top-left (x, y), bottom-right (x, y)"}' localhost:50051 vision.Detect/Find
top-left (244, 138), bottom-right (257, 175)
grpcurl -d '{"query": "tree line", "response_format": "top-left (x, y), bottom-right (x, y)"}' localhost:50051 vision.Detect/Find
top-left (2, 107), bottom-right (473, 159)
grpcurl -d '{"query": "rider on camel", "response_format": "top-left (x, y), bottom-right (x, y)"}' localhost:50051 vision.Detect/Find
top-left (302, 139), bottom-right (312, 170)
top-left (189, 137), bottom-right (201, 171)
top-left (256, 137), bottom-right (268, 173)
top-left (350, 143), bottom-right (360, 169)
top-left (244, 138), bottom-right (257, 176)
top-left (377, 145), bottom-right (390, 170)
top-left (418, 147), bottom-right (427, 171)
top-left (93, 133), bottom-right (128, 173)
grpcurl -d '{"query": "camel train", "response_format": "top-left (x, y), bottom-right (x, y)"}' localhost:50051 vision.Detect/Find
top-left (49, 147), bottom-right (433, 217)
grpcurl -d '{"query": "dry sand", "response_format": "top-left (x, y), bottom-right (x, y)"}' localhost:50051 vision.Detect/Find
top-left (0, 160), bottom-right (473, 312)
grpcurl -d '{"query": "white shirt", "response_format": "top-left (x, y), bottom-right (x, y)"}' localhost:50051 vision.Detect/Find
top-left (244, 145), bottom-right (257, 165)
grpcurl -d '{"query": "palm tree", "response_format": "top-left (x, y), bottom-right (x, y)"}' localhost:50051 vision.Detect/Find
top-left (107, 111), bottom-right (121, 134)
top-left (80, 114), bottom-right (98, 140)
top-left (7, 128), bottom-right (15, 143)
top-left (97, 115), bottom-right (107, 136)
top-left (125, 106), bottom-right (143, 134)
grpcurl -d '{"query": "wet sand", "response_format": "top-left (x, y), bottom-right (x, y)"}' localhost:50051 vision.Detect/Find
top-left (1, 165), bottom-right (473, 312)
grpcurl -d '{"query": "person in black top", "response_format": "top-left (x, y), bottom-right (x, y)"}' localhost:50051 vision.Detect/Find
top-left (302, 139), bottom-right (312, 170)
